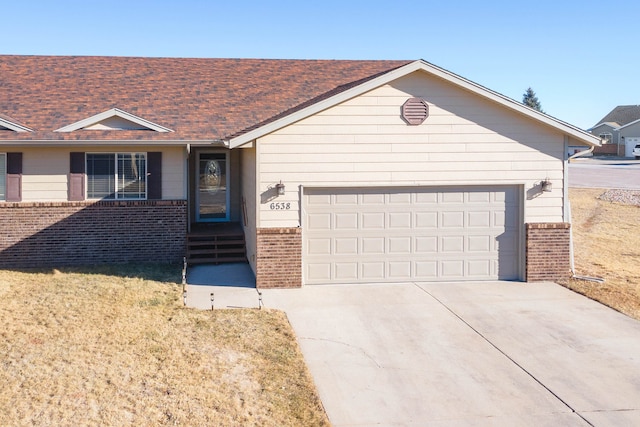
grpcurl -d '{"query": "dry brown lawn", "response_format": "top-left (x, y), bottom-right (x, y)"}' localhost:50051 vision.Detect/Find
top-left (0, 264), bottom-right (329, 426)
top-left (563, 188), bottom-right (640, 320)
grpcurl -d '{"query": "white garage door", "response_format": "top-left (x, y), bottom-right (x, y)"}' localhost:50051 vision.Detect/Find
top-left (626, 137), bottom-right (640, 158)
top-left (303, 186), bottom-right (520, 284)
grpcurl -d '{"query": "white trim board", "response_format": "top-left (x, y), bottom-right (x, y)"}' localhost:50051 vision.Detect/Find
top-left (0, 116), bottom-right (32, 132)
top-left (229, 60), bottom-right (601, 149)
top-left (55, 108), bottom-right (173, 133)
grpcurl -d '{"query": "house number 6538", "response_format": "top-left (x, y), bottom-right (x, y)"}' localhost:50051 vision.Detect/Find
top-left (269, 202), bottom-right (291, 210)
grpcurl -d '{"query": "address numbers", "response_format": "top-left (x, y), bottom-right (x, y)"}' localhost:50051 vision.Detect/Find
top-left (269, 202), bottom-right (291, 210)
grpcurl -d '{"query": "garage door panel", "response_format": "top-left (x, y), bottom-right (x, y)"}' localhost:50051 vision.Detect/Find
top-left (442, 192), bottom-right (464, 203)
top-left (335, 212), bottom-right (358, 229)
top-left (335, 263), bottom-right (358, 280)
top-left (415, 212), bottom-right (438, 228)
top-left (468, 235), bottom-right (491, 252)
top-left (389, 192), bottom-right (412, 204)
top-left (361, 237), bottom-right (385, 254)
top-left (362, 193), bottom-right (385, 204)
top-left (441, 236), bottom-right (464, 252)
top-left (468, 260), bottom-right (491, 276)
top-left (307, 212), bottom-right (332, 230)
top-left (441, 211), bottom-right (464, 227)
top-left (389, 261), bottom-right (411, 279)
top-left (389, 237), bottom-right (411, 253)
top-left (362, 212), bottom-right (385, 229)
top-left (335, 238), bottom-right (358, 254)
top-left (468, 211), bottom-right (491, 227)
top-left (307, 263), bottom-right (331, 281)
top-left (361, 262), bottom-right (385, 279)
top-left (415, 260), bottom-right (438, 278)
top-left (415, 192), bottom-right (438, 204)
top-left (441, 260), bottom-right (464, 277)
top-left (468, 191), bottom-right (491, 203)
top-left (416, 236), bottom-right (438, 253)
top-left (389, 212), bottom-right (411, 228)
top-left (335, 193), bottom-right (358, 204)
top-left (303, 186), bottom-right (520, 284)
top-left (307, 193), bottom-right (331, 205)
top-left (308, 238), bottom-right (331, 255)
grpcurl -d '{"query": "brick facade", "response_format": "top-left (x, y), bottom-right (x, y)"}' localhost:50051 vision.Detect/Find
top-left (255, 227), bottom-right (302, 289)
top-left (592, 143), bottom-right (620, 156)
top-left (0, 200), bottom-right (187, 268)
top-left (525, 223), bottom-right (571, 282)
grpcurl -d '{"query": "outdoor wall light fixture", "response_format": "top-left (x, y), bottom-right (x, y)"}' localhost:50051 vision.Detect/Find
top-left (276, 181), bottom-right (285, 196)
top-left (541, 178), bottom-right (552, 192)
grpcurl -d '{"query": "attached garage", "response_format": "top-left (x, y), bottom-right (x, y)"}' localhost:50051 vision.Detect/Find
top-left (625, 137), bottom-right (640, 158)
top-left (303, 186), bottom-right (521, 284)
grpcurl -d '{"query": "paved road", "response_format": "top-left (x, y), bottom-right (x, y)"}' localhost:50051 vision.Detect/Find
top-left (569, 158), bottom-right (640, 189)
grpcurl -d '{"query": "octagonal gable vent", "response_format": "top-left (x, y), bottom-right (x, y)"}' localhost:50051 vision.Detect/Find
top-left (401, 97), bottom-right (429, 125)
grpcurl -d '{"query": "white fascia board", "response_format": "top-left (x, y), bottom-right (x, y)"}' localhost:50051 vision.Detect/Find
top-left (589, 122), bottom-right (619, 131)
top-left (228, 61), bottom-right (424, 148)
top-left (0, 117), bottom-right (33, 132)
top-left (0, 139), bottom-right (225, 147)
top-left (415, 60), bottom-right (601, 147)
top-left (55, 108), bottom-right (174, 133)
top-left (229, 60), bottom-right (601, 148)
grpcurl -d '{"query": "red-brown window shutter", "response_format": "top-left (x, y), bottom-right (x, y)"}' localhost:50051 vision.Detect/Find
top-left (6, 152), bottom-right (22, 202)
top-left (69, 152), bottom-right (85, 201)
top-left (147, 152), bottom-right (162, 200)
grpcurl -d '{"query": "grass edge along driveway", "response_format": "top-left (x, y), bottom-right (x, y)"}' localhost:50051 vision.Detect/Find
top-left (0, 264), bottom-right (330, 426)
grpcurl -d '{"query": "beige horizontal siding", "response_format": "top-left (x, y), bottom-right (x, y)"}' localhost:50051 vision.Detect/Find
top-left (241, 147), bottom-right (258, 273)
top-left (257, 70), bottom-right (568, 228)
top-left (22, 148), bottom-right (68, 201)
top-left (16, 145), bottom-right (185, 202)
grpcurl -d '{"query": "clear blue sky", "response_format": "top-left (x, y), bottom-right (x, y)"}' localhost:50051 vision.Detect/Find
top-left (3, 0), bottom-right (638, 129)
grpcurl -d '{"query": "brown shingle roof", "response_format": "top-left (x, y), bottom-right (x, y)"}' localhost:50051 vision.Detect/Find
top-left (0, 55), bottom-right (411, 141)
top-left (593, 105), bottom-right (640, 129)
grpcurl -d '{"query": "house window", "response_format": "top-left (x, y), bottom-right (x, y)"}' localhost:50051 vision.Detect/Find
top-left (86, 153), bottom-right (147, 199)
top-left (599, 133), bottom-right (613, 144)
top-left (0, 153), bottom-right (5, 201)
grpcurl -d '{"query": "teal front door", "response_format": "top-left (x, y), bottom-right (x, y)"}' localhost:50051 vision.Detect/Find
top-left (196, 151), bottom-right (229, 222)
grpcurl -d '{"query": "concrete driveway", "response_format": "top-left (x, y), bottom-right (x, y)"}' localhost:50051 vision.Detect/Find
top-left (262, 281), bottom-right (640, 426)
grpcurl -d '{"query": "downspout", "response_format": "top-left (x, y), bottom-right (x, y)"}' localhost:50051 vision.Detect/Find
top-left (568, 145), bottom-right (595, 162)
top-left (186, 143), bottom-right (191, 233)
top-left (566, 142), bottom-right (604, 283)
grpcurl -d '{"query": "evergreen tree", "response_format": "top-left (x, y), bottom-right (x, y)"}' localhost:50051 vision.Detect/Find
top-left (522, 87), bottom-right (544, 112)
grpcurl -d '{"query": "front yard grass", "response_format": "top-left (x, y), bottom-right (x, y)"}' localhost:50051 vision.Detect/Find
top-left (562, 188), bottom-right (640, 320)
top-left (0, 264), bottom-right (329, 426)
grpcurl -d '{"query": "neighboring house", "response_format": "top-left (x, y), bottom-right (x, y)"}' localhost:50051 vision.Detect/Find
top-left (0, 56), bottom-right (600, 287)
top-left (588, 105), bottom-right (640, 156)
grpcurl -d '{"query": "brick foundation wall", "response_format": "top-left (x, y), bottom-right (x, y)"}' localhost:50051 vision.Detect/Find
top-left (255, 227), bottom-right (302, 289)
top-left (0, 200), bottom-right (187, 268)
top-left (526, 223), bottom-right (571, 282)
top-left (593, 144), bottom-right (618, 155)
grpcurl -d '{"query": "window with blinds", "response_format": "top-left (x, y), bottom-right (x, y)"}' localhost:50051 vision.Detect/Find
top-left (86, 153), bottom-right (146, 199)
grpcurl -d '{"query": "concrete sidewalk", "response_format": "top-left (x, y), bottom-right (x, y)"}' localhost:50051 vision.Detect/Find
top-left (185, 263), bottom-right (261, 310)
top-left (187, 278), bottom-right (640, 426)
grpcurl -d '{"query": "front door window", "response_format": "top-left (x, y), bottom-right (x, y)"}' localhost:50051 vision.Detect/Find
top-left (197, 152), bottom-right (229, 221)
